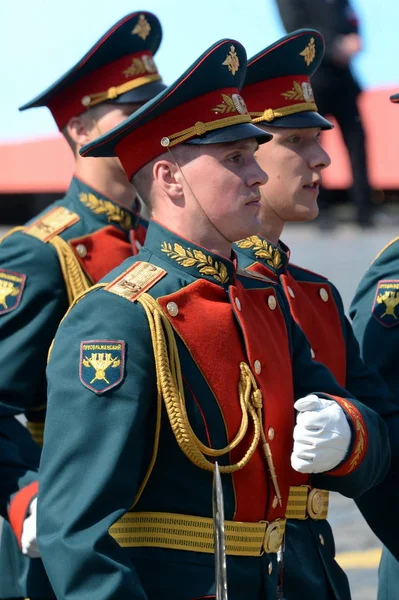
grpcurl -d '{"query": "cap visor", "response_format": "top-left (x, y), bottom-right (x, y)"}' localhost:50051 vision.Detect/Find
top-left (111, 80), bottom-right (168, 105)
top-left (390, 93), bottom-right (399, 104)
top-left (257, 111), bottom-right (333, 130)
top-left (186, 122), bottom-right (272, 145)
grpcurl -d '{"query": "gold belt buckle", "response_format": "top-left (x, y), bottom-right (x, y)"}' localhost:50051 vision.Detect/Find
top-left (307, 488), bottom-right (329, 520)
top-left (263, 518), bottom-right (286, 554)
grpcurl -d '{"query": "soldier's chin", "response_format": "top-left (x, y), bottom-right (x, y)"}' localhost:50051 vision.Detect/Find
top-left (290, 201), bottom-right (319, 223)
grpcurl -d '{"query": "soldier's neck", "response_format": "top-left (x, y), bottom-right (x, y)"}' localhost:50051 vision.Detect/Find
top-left (154, 211), bottom-right (233, 260)
top-left (258, 220), bottom-right (283, 245)
top-left (257, 199), bottom-right (285, 245)
top-left (74, 155), bottom-right (137, 210)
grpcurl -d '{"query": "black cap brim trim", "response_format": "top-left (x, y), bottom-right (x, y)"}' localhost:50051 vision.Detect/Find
top-left (112, 81), bottom-right (168, 105)
top-left (185, 122), bottom-right (272, 145)
top-left (255, 111), bottom-right (333, 130)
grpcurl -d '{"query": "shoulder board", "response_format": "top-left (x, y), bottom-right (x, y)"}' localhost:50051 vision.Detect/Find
top-left (237, 267), bottom-right (275, 284)
top-left (104, 262), bottom-right (167, 302)
top-left (24, 207), bottom-right (80, 243)
top-left (288, 262), bottom-right (328, 282)
top-left (371, 236), bottom-right (399, 265)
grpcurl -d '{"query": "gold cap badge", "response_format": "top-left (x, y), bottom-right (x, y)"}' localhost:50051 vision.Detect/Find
top-left (300, 37), bottom-right (316, 66)
top-left (222, 45), bottom-right (240, 76)
top-left (132, 14), bottom-right (151, 40)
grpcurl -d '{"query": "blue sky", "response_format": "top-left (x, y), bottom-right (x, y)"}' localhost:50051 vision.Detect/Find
top-left (1, 0), bottom-right (397, 141)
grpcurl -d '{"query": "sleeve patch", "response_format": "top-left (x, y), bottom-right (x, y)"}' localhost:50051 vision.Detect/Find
top-left (0, 269), bottom-right (26, 315)
top-left (80, 340), bottom-right (126, 394)
top-left (24, 207), bottom-right (80, 242)
top-left (372, 280), bottom-right (399, 327)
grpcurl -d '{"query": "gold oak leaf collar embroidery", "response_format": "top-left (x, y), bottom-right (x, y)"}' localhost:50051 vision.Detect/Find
top-left (161, 241), bottom-right (231, 285)
top-left (236, 236), bottom-right (283, 270)
top-left (79, 192), bottom-right (133, 229)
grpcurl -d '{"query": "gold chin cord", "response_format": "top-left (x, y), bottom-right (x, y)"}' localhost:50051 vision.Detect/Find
top-left (137, 292), bottom-right (282, 501)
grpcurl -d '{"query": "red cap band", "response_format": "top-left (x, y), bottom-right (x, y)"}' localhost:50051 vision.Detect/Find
top-left (48, 51), bottom-right (160, 129)
top-left (114, 87), bottom-right (250, 179)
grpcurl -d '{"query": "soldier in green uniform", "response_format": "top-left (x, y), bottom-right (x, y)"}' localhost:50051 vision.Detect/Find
top-left (0, 417), bottom-right (39, 522)
top-left (1, 419), bottom-right (40, 560)
top-left (233, 29), bottom-right (399, 600)
top-left (350, 90), bottom-right (399, 600)
top-left (37, 38), bottom-right (389, 600)
top-left (0, 11), bottom-right (165, 600)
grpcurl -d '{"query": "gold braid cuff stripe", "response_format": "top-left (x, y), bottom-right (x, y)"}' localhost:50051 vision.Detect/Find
top-left (161, 114), bottom-right (251, 147)
top-left (250, 102), bottom-right (317, 123)
top-left (82, 74), bottom-right (162, 108)
top-left (109, 511), bottom-right (286, 555)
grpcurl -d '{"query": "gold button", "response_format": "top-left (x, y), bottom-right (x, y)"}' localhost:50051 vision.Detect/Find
top-left (272, 496), bottom-right (278, 509)
top-left (254, 360), bottom-right (261, 374)
top-left (166, 302), bottom-right (179, 317)
top-left (235, 297), bottom-right (242, 311)
top-left (268, 295), bottom-right (277, 310)
top-left (268, 427), bottom-right (275, 440)
top-left (319, 288), bottom-right (329, 302)
top-left (76, 243), bottom-right (87, 258)
top-left (268, 562), bottom-right (273, 575)
top-left (287, 286), bottom-right (295, 298)
top-left (319, 534), bottom-right (325, 545)
top-left (310, 348), bottom-right (315, 359)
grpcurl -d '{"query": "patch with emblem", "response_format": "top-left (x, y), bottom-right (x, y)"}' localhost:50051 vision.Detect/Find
top-left (80, 340), bottom-right (125, 393)
top-left (0, 269), bottom-right (26, 315)
top-left (372, 280), bottom-right (399, 327)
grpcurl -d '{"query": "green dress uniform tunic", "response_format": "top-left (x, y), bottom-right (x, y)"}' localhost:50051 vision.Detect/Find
top-left (350, 235), bottom-right (399, 600)
top-left (0, 176), bottom-right (144, 599)
top-left (1, 9), bottom-right (164, 597)
top-left (235, 236), bottom-right (399, 600)
top-left (0, 416), bottom-right (39, 518)
top-left (37, 221), bottom-right (390, 600)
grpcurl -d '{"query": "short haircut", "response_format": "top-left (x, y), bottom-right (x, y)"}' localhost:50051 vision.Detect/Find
top-left (61, 106), bottom-right (104, 155)
top-left (132, 144), bottom-right (201, 208)
top-left (61, 124), bottom-right (77, 154)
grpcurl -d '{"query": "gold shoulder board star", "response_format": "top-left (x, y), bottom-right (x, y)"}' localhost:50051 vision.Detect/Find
top-left (300, 37), bottom-right (316, 66)
top-left (222, 45), bottom-right (240, 76)
top-left (132, 14), bottom-right (151, 40)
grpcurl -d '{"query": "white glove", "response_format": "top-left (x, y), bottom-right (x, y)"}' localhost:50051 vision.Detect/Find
top-left (21, 497), bottom-right (40, 558)
top-left (291, 394), bottom-right (352, 474)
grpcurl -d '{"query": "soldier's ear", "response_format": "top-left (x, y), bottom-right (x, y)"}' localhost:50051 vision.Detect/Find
top-left (152, 159), bottom-right (184, 202)
top-left (65, 115), bottom-right (92, 150)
